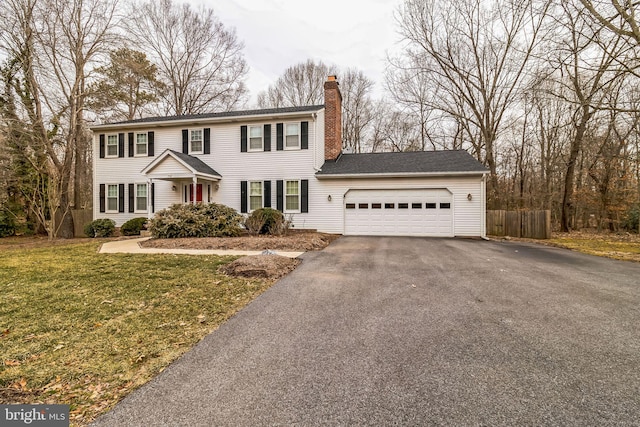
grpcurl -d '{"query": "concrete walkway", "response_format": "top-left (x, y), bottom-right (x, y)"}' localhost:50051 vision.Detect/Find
top-left (98, 237), bottom-right (304, 258)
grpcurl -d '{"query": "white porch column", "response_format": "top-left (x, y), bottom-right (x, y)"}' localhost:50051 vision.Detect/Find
top-left (147, 178), bottom-right (153, 219)
top-left (192, 176), bottom-right (197, 205)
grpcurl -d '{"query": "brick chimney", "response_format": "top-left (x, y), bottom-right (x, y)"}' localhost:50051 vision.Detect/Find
top-left (324, 75), bottom-right (342, 160)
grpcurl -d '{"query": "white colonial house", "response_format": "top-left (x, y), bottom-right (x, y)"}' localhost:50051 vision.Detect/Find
top-left (91, 76), bottom-right (489, 237)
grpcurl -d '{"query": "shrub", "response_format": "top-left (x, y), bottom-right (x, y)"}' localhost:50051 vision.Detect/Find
top-left (622, 203), bottom-right (640, 232)
top-left (84, 218), bottom-right (116, 238)
top-left (149, 203), bottom-right (243, 238)
top-left (121, 217), bottom-right (148, 236)
top-left (0, 209), bottom-right (16, 238)
top-left (246, 208), bottom-right (285, 235)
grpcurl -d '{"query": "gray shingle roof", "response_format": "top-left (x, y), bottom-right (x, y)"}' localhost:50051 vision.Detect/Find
top-left (316, 150), bottom-right (488, 177)
top-left (104, 105), bottom-right (325, 126)
top-left (168, 150), bottom-right (222, 177)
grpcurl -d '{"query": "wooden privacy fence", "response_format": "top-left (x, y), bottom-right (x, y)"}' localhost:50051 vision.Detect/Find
top-left (487, 210), bottom-right (551, 239)
top-left (71, 209), bottom-right (93, 237)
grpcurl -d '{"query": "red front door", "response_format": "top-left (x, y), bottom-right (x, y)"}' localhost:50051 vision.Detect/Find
top-left (189, 184), bottom-right (203, 202)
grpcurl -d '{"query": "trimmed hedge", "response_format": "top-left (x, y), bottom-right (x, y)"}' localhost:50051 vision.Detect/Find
top-left (149, 203), bottom-right (243, 238)
top-left (121, 217), bottom-right (148, 236)
top-left (245, 208), bottom-right (285, 235)
top-left (84, 219), bottom-right (116, 238)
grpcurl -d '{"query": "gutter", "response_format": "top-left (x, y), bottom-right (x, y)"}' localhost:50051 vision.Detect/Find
top-left (90, 108), bottom-right (324, 131)
top-left (315, 171), bottom-right (490, 179)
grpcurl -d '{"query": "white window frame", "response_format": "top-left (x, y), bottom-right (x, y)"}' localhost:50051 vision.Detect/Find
top-left (248, 126), bottom-right (263, 151)
top-left (284, 122), bottom-right (300, 150)
top-left (249, 181), bottom-right (263, 212)
top-left (106, 184), bottom-right (119, 213)
top-left (284, 180), bottom-right (300, 213)
top-left (135, 133), bottom-right (148, 156)
top-left (106, 134), bottom-right (118, 158)
top-left (135, 183), bottom-right (148, 212)
top-left (190, 129), bottom-right (203, 154)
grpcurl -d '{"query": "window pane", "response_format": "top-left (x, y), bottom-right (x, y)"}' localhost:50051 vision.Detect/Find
top-left (191, 130), bottom-right (202, 152)
top-left (440, 203), bottom-right (451, 209)
top-left (250, 126), bottom-right (262, 138)
top-left (137, 184), bottom-right (147, 197)
top-left (107, 198), bottom-right (118, 211)
top-left (250, 196), bottom-right (262, 211)
top-left (285, 124), bottom-right (299, 147)
top-left (249, 138), bottom-right (262, 150)
top-left (136, 197), bottom-right (147, 211)
top-left (250, 182), bottom-right (262, 196)
top-left (107, 135), bottom-right (118, 156)
top-left (286, 181), bottom-right (298, 195)
top-left (107, 185), bottom-right (118, 197)
top-left (346, 203), bottom-right (356, 209)
top-left (426, 203), bottom-right (436, 209)
top-left (136, 134), bottom-right (147, 155)
top-left (286, 195), bottom-right (299, 211)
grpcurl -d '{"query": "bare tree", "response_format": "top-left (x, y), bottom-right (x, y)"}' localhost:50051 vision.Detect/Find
top-left (130, 0), bottom-right (248, 115)
top-left (0, 0), bottom-right (119, 238)
top-left (257, 59), bottom-right (336, 108)
top-left (339, 68), bottom-right (376, 153)
top-left (579, 0), bottom-right (640, 43)
top-left (393, 0), bottom-right (551, 208)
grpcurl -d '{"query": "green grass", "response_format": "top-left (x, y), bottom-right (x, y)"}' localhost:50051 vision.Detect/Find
top-left (0, 241), bottom-right (274, 425)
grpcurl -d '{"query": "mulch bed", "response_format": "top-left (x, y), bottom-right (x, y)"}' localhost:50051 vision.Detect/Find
top-left (219, 255), bottom-right (301, 280)
top-left (140, 232), bottom-right (340, 252)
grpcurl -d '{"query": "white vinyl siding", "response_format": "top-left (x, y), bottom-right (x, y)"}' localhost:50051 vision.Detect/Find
top-left (249, 181), bottom-right (262, 211)
top-left (136, 133), bottom-right (147, 156)
top-left (285, 123), bottom-right (300, 149)
top-left (106, 184), bottom-right (118, 212)
top-left (136, 184), bottom-right (147, 212)
top-left (249, 126), bottom-right (263, 151)
top-left (106, 135), bottom-right (118, 157)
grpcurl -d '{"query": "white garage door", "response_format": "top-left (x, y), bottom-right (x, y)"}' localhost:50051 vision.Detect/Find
top-left (344, 189), bottom-right (453, 237)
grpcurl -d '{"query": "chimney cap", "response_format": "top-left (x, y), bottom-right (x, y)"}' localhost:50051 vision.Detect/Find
top-left (327, 75), bottom-right (337, 82)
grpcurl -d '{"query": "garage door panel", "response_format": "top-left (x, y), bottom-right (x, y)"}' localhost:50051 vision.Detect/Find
top-left (344, 189), bottom-right (453, 237)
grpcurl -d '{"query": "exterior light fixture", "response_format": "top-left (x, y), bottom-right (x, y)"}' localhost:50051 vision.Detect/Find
top-left (172, 185), bottom-right (177, 191)
top-left (467, 193), bottom-right (473, 201)
top-left (328, 195), bottom-right (332, 201)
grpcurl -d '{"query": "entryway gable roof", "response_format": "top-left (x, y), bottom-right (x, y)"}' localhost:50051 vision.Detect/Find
top-left (141, 149), bottom-right (222, 180)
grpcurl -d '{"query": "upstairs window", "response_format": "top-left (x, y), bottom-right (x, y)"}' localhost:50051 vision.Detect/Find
top-left (249, 126), bottom-right (263, 151)
top-left (191, 129), bottom-right (203, 153)
top-left (285, 123), bottom-right (300, 149)
top-left (106, 135), bottom-right (118, 157)
top-left (136, 133), bottom-right (148, 156)
top-left (249, 181), bottom-right (262, 211)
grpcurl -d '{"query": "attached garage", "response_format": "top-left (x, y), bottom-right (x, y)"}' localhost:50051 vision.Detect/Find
top-left (316, 150), bottom-right (489, 238)
top-left (344, 189), bottom-right (453, 236)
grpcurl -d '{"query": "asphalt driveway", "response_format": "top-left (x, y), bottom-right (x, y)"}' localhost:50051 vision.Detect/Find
top-left (92, 237), bottom-right (640, 426)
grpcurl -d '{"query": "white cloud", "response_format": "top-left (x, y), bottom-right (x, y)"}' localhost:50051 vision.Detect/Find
top-left (190, 0), bottom-right (403, 105)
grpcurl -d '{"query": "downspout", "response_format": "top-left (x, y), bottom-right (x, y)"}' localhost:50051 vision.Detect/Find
top-left (312, 112), bottom-right (321, 172)
top-left (147, 178), bottom-right (152, 220)
top-left (481, 174), bottom-right (488, 239)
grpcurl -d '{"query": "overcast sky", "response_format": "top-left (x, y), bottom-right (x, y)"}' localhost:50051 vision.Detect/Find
top-left (191, 0), bottom-right (404, 106)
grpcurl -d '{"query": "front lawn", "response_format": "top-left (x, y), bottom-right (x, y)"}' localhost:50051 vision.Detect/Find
top-left (0, 240), bottom-right (274, 425)
top-left (547, 231), bottom-right (640, 262)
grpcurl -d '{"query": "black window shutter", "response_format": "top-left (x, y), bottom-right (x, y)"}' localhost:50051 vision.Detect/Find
top-left (204, 128), bottom-right (211, 154)
top-left (182, 129), bottom-right (189, 154)
top-left (276, 180), bottom-right (283, 211)
top-left (276, 123), bottom-right (283, 151)
top-left (264, 181), bottom-right (271, 208)
top-left (264, 124), bottom-right (271, 151)
top-left (151, 183), bottom-right (155, 213)
top-left (240, 181), bottom-right (248, 213)
top-left (301, 179), bottom-right (309, 213)
top-left (128, 183), bottom-right (135, 212)
top-left (99, 184), bottom-right (106, 213)
top-left (99, 134), bottom-right (105, 158)
top-left (118, 184), bottom-right (125, 213)
top-left (240, 126), bottom-right (247, 152)
top-left (301, 121), bottom-right (308, 150)
top-left (118, 133), bottom-right (125, 158)
top-left (128, 132), bottom-right (134, 157)
top-left (148, 132), bottom-right (154, 156)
